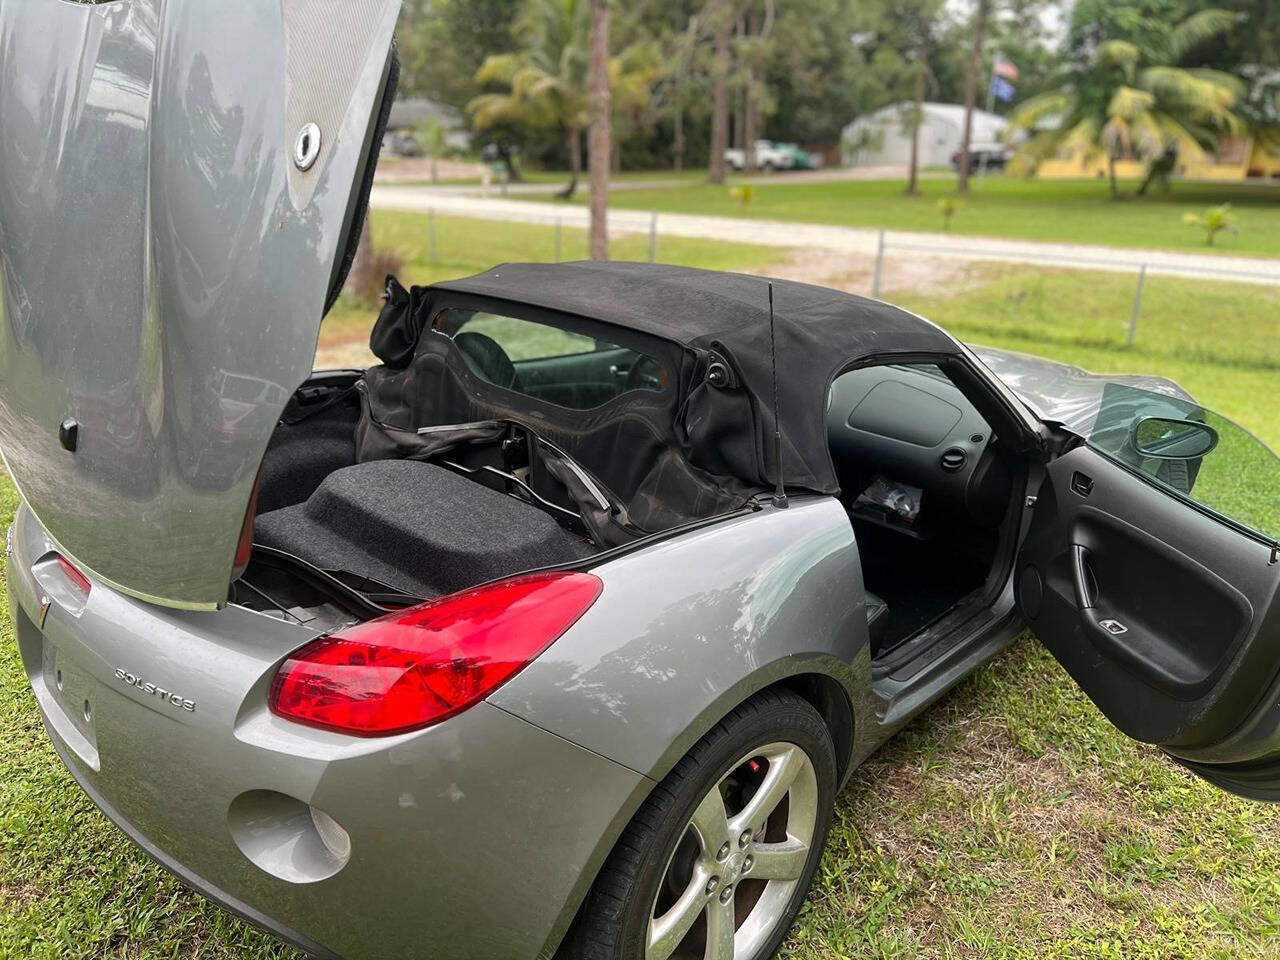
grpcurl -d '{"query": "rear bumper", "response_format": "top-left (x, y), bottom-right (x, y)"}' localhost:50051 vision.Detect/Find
top-left (6, 503), bottom-right (649, 959)
top-left (45, 731), bottom-right (340, 959)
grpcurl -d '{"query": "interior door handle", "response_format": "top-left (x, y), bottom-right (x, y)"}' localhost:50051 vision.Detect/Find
top-left (1070, 471), bottom-right (1094, 497)
top-left (1071, 544), bottom-right (1095, 610)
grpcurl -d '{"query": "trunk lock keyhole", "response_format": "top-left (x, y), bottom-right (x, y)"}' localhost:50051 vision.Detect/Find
top-left (293, 123), bottom-right (321, 171)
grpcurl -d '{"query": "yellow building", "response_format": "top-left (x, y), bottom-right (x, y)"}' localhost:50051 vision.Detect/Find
top-left (1035, 154), bottom-right (1145, 180)
top-left (1245, 138), bottom-right (1280, 178)
top-left (1174, 137), bottom-right (1280, 180)
top-left (1035, 137), bottom-right (1280, 181)
top-left (1034, 136), bottom-right (1280, 181)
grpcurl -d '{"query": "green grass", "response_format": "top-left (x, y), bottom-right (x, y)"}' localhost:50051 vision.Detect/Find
top-left (787, 640), bottom-right (1280, 959)
top-left (888, 264), bottom-right (1280, 448)
top-left (383, 167), bottom-right (714, 188)
top-left (4, 219), bottom-right (1280, 957)
top-left (528, 176), bottom-right (1280, 259)
top-left (900, 266), bottom-right (1280, 372)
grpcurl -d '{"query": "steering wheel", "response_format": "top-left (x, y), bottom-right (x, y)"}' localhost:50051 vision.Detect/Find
top-left (625, 355), bottom-right (665, 393)
top-left (454, 331), bottom-right (520, 390)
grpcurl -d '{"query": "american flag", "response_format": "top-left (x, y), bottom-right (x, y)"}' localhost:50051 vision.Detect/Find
top-left (993, 55), bottom-right (1019, 82)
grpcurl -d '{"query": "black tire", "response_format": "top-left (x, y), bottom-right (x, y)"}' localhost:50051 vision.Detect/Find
top-left (567, 689), bottom-right (837, 960)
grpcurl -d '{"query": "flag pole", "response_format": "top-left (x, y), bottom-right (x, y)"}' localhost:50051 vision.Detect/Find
top-left (986, 50), bottom-right (999, 113)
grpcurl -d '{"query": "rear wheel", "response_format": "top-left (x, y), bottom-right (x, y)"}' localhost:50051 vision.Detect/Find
top-left (569, 690), bottom-right (836, 960)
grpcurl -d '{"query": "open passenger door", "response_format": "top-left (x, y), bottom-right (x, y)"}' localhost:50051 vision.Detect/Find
top-left (1016, 382), bottom-right (1280, 800)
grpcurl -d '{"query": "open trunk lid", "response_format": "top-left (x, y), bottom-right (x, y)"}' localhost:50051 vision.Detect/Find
top-left (0, 0), bottom-right (400, 609)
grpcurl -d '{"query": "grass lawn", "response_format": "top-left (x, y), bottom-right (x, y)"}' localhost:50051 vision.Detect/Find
top-left (4, 218), bottom-right (1280, 958)
top-left (888, 264), bottom-right (1280, 448)
top-left (528, 176), bottom-right (1280, 259)
top-left (381, 167), bottom-right (715, 188)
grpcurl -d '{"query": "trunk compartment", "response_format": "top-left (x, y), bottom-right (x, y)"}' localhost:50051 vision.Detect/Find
top-left (254, 459), bottom-right (595, 599)
top-left (243, 381), bottom-right (600, 617)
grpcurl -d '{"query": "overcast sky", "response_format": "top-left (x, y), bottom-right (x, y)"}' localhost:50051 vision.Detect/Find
top-left (943, 0), bottom-right (1072, 48)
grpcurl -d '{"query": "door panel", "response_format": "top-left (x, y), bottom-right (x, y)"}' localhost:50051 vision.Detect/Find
top-left (1018, 445), bottom-right (1280, 764)
top-left (1066, 507), bottom-right (1252, 698)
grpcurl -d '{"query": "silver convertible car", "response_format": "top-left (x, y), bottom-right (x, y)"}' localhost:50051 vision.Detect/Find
top-left (3, 3), bottom-right (1280, 960)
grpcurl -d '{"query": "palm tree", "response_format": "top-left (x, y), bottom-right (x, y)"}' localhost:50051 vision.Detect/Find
top-left (956, 0), bottom-right (991, 196)
top-left (1007, 9), bottom-right (1245, 199)
top-left (1182, 202), bottom-right (1239, 245)
top-left (586, 0), bottom-right (610, 259)
top-left (903, 58), bottom-right (929, 196)
top-left (707, 0), bottom-right (735, 185)
top-left (878, 0), bottom-right (944, 197)
top-left (469, 0), bottom-right (592, 199)
top-left (416, 114), bottom-right (447, 185)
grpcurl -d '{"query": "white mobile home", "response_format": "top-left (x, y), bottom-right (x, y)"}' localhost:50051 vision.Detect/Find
top-left (842, 102), bottom-right (1007, 167)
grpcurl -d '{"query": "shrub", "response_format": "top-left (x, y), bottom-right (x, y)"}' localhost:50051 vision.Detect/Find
top-left (1181, 203), bottom-right (1239, 246)
top-left (937, 196), bottom-right (958, 230)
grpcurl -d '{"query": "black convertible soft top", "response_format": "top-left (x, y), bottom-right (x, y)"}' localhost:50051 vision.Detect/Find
top-left (431, 262), bottom-right (960, 496)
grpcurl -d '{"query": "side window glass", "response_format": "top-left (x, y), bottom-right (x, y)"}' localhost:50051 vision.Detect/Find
top-left (434, 307), bottom-right (667, 411)
top-left (445, 310), bottom-right (598, 361)
top-left (1088, 382), bottom-right (1280, 542)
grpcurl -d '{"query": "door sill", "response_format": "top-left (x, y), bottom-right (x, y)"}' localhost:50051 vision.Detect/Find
top-left (871, 590), bottom-right (1023, 730)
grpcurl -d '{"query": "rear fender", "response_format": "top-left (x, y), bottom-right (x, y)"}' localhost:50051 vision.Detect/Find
top-left (491, 495), bottom-right (870, 784)
top-left (492, 497), bottom-right (870, 958)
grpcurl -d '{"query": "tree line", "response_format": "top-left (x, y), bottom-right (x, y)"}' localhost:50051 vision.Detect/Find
top-left (394, 0), bottom-right (1279, 255)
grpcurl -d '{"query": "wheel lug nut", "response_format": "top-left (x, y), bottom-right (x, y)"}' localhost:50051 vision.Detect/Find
top-left (739, 830), bottom-right (751, 849)
top-left (719, 884), bottom-right (734, 903)
top-left (743, 855), bottom-right (753, 873)
top-left (705, 876), bottom-right (720, 895)
top-left (716, 843), bottom-right (731, 861)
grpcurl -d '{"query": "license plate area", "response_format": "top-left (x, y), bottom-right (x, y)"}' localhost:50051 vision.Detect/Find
top-left (37, 635), bottom-right (101, 770)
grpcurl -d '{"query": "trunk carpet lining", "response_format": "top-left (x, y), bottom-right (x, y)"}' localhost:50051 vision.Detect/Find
top-left (254, 460), bottom-right (593, 598)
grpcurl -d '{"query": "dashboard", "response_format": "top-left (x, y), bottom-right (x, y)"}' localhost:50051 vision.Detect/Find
top-left (826, 364), bottom-right (1011, 529)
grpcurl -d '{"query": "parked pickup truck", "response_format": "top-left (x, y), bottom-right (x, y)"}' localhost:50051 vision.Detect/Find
top-left (775, 142), bottom-right (825, 170)
top-left (724, 139), bottom-right (794, 171)
top-left (950, 142), bottom-right (1013, 172)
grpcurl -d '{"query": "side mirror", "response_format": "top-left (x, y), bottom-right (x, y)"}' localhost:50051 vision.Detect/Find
top-left (1131, 416), bottom-right (1219, 460)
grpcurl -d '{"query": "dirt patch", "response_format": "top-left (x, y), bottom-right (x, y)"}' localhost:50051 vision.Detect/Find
top-left (0, 882), bottom-right (40, 911)
top-left (314, 340), bottom-right (378, 370)
top-left (374, 157), bottom-right (488, 183)
top-left (749, 249), bottom-right (986, 299)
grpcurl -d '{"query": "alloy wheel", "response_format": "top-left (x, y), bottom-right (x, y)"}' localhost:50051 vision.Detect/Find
top-left (645, 741), bottom-right (819, 960)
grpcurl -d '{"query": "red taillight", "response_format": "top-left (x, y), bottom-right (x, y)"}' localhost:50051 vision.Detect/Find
top-left (269, 571), bottom-right (602, 736)
top-left (56, 554), bottom-right (91, 599)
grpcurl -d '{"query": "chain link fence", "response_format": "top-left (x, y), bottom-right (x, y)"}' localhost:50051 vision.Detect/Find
top-left (370, 202), bottom-right (1280, 377)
